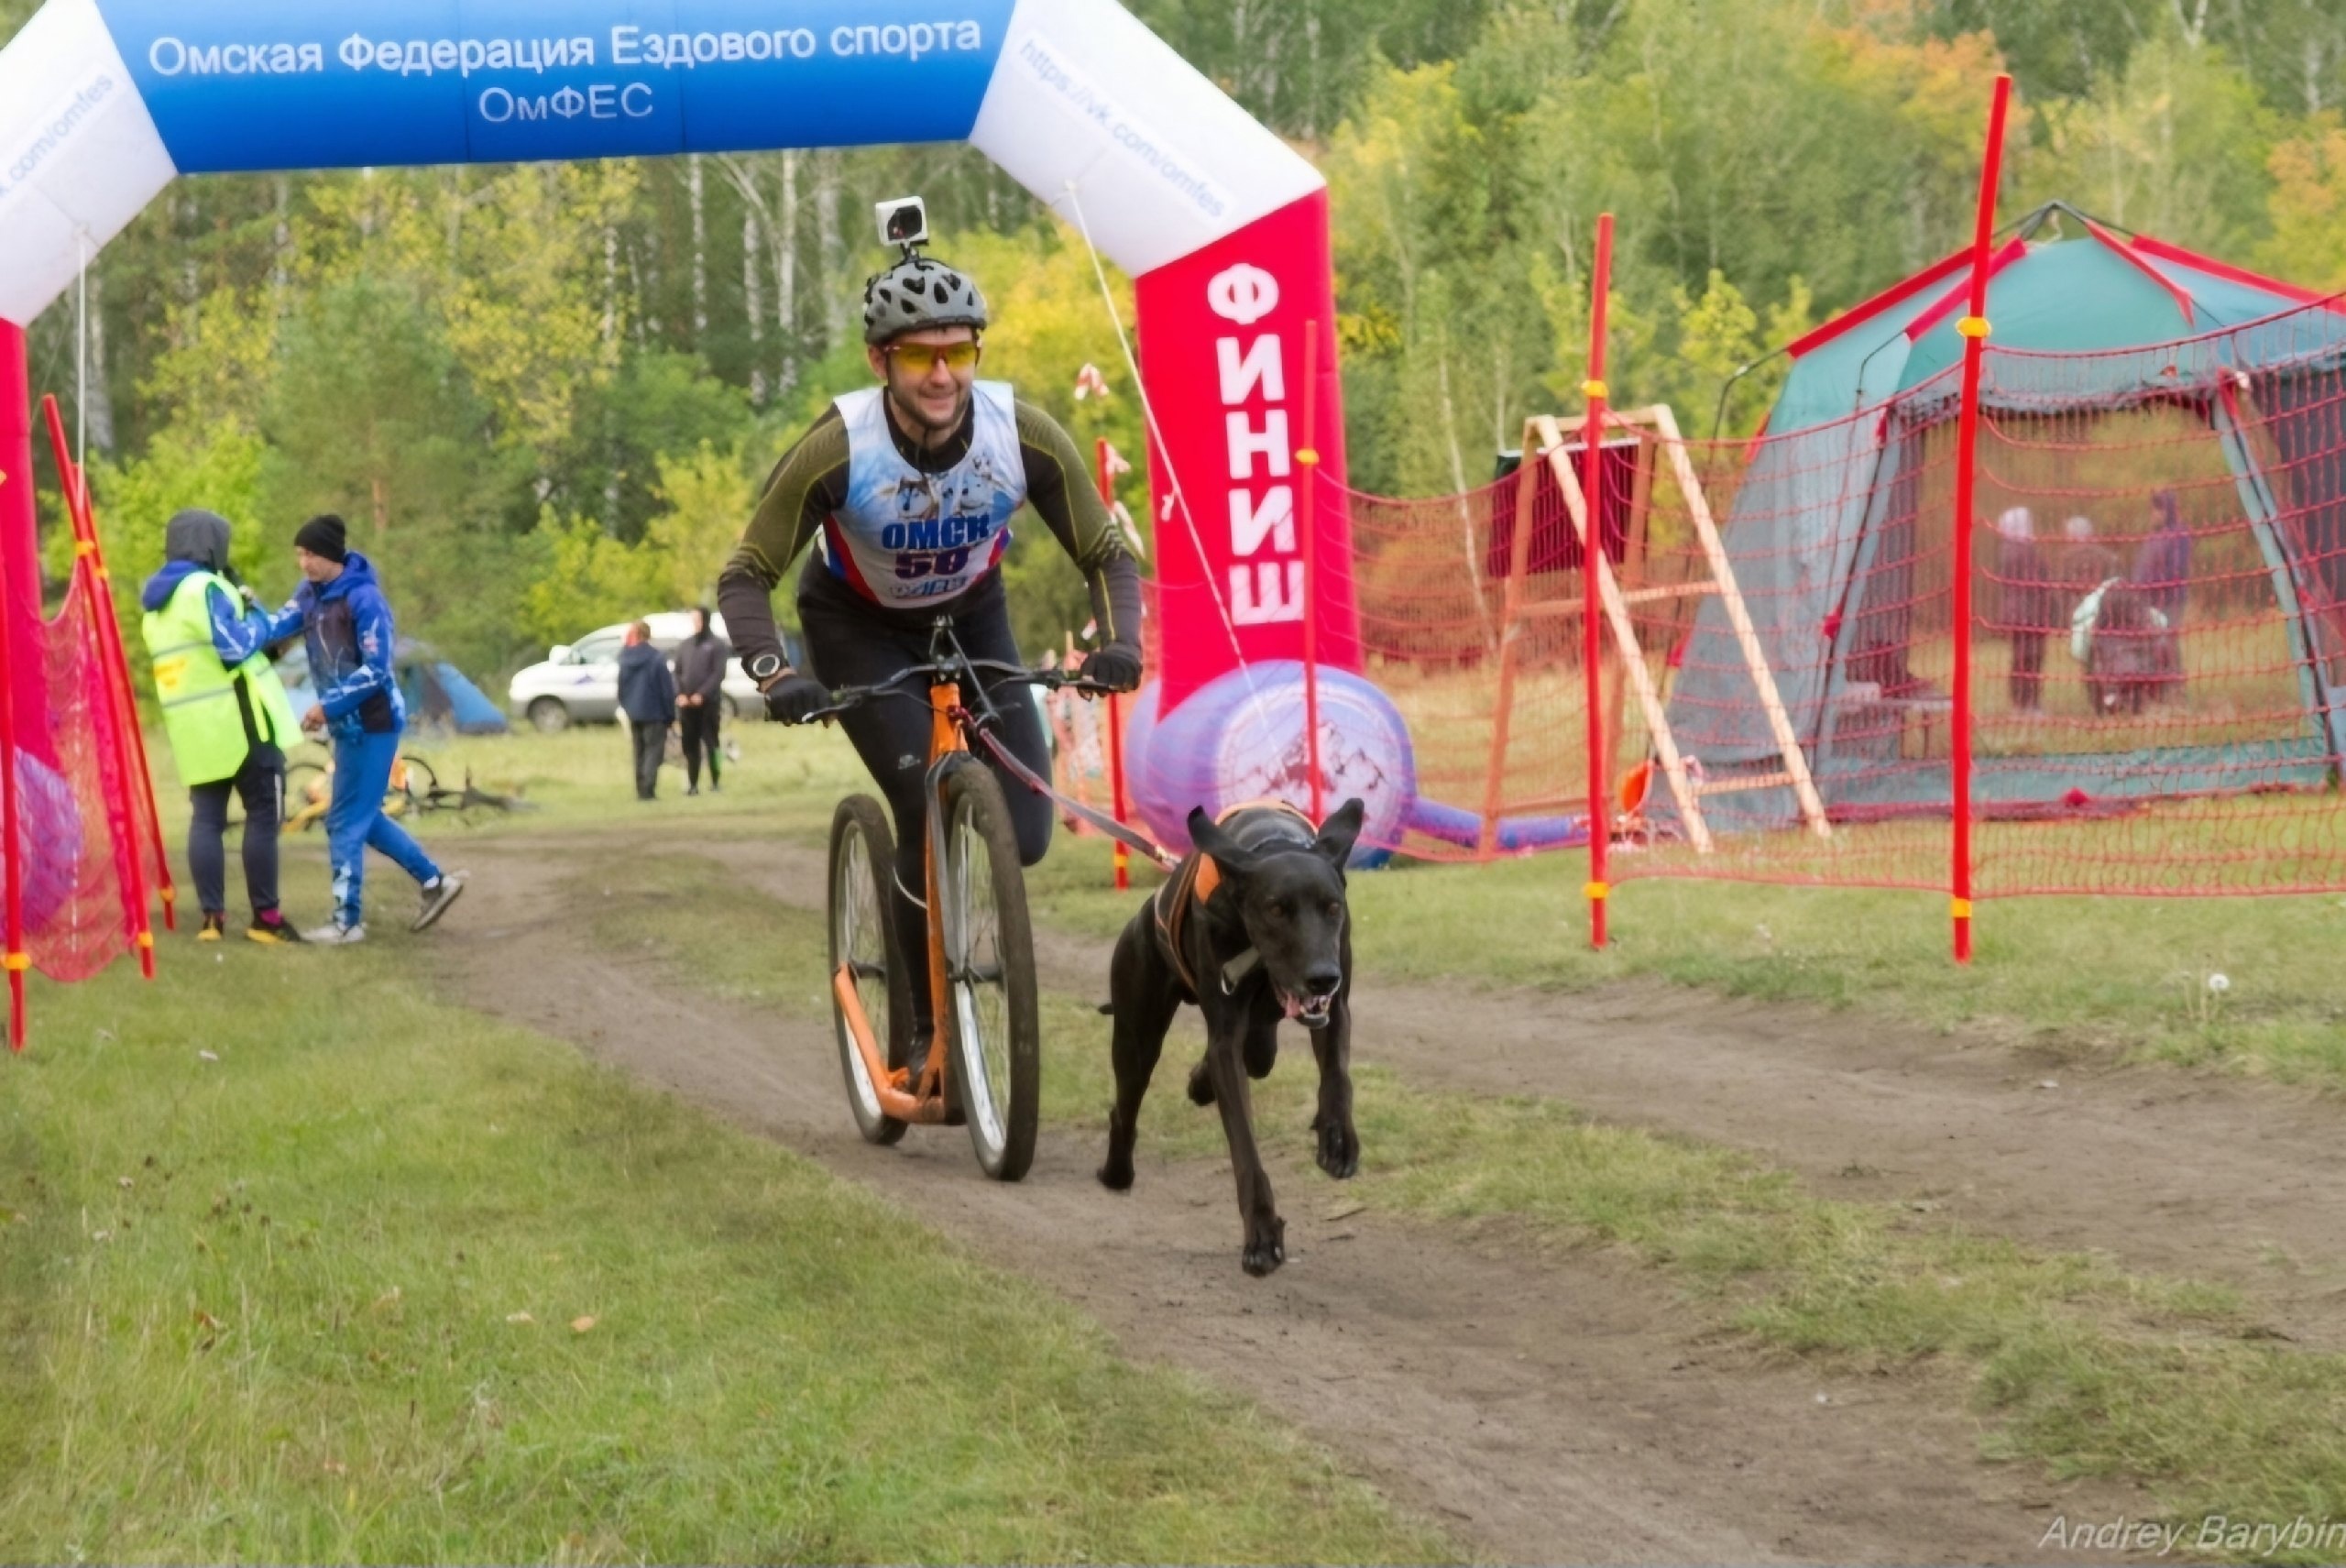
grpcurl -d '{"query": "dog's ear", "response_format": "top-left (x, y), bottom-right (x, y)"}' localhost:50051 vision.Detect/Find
top-left (1187, 806), bottom-right (1257, 874)
top-left (1313, 797), bottom-right (1366, 868)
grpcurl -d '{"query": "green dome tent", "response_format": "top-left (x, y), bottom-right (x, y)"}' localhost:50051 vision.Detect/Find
top-left (1661, 202), bottom-right (2346, 832)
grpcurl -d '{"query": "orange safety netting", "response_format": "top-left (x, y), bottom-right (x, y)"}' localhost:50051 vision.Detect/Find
top-left (16, 565), bottom-right (148, 981)
top-left (1049, 302), bottom-right (2344, 905)
top-left (1299, 296), bottom-right (2346, 895)
top-left (3, 378), bottom-right (160, 1047)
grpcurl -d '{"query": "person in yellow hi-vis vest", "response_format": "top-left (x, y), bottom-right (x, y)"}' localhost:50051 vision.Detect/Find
top-left (138, 510), bottom-right (305, 944)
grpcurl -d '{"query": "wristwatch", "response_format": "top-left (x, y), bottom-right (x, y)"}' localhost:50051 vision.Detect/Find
top-left (746, 652), bottom-right (786, 685)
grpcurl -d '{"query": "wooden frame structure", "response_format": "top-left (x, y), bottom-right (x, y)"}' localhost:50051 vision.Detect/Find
top-left (1478, 404), bottom-right (1828, 856)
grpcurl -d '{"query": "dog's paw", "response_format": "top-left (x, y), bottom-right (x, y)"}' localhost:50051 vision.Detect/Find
top-left (1187, 1063), bottom-right (1217, 1106)
top-left (1097, 1157), bottom-right (1135, 1192)
top-left (1242, 1215), bottom-right (1287, 1277)
top-left (1313, 1116), bottom-right (1360, 1180)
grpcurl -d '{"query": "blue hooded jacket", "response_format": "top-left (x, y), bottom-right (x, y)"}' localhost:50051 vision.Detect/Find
top-left (271, 553), bottom-right (405, 738)
top-left (617, 640), bottom-right (678, 726)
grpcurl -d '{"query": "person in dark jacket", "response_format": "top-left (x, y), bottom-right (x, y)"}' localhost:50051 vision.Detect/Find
top-left (618, 620), bottom-right (678, 801)
top-left (263, 515), bottom-right (466, 943)
top-left (2132, 488), bottom-right (2192, 623)
top-left (670, 608), bottom-right (729, 795)
top-left (137, 510), bottom-right (304, 943)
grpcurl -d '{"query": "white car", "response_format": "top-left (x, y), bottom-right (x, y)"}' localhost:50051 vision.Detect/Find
top-left (507, 612), bottom-right (788, 733)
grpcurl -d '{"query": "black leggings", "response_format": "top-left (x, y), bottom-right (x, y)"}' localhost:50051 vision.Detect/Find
top-left (187, 750), bottom-right (283, 917)
top-left (798, 573), bottom-right (1054, 1028)
top-left (680, 702), bottom-right (723, 788)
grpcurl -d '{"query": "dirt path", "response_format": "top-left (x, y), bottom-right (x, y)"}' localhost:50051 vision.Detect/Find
top-left (431, 836), bottom-right (2177, 1565)
top-left (692, 838), bottom-right (2346, 1345)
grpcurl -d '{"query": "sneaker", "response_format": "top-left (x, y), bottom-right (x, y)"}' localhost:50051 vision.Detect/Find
top-left (247, 913), bottom-right (304, 946)
top-left (302, 921), bottom-right (367, 945)
top-left (197, 914), bottom-right (226, 942)
top-left (412, 871), bottom-right (467, 933)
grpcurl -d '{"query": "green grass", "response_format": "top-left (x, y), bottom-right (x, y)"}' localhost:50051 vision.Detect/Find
top-left (576, 843), bottom-right (2346, 1553)
top-left (0, 938), bottom-right (1455, 1564)
top-left (67, 724), bottom-right (2346, 1559)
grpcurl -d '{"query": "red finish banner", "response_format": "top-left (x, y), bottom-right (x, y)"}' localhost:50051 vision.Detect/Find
top-left (1135, 190), bottom-right (1362, 709)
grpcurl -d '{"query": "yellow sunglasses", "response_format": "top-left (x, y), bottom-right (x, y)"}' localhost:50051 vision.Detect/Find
top-left (886, 341), bottom-right (982, 375)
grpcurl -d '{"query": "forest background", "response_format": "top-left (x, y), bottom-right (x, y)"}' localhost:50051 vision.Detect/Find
top-left (6, 0), bottom-right (2344, 674)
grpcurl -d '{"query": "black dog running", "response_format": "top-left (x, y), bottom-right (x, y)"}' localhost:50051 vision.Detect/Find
top-left (1098, 798), bottom-right (1366, 1277)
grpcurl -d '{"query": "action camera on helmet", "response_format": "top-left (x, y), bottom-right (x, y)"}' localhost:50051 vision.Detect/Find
top-left (875, 196), bottom-right (929, 253)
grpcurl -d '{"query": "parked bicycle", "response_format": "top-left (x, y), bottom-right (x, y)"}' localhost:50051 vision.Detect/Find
top-left (279, 747), bottom-right (530, 833)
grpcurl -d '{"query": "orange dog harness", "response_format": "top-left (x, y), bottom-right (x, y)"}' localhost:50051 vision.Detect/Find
top-left (1151, 799), bottom-right (1314, 998)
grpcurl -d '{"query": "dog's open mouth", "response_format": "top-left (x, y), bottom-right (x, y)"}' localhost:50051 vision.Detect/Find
top-left (1280, 989), bottom-right (1337, 1026)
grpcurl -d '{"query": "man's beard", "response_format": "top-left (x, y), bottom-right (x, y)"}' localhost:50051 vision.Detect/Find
top-left (888, 379), bottom-right (968, 439)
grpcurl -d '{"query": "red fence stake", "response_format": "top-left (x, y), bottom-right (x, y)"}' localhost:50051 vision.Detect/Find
top-left (0, 324), bottom-right (29, 1047)
top-left (1299, 317), bottom-right (1325, 826)
top-left (1105, 690), bottom-right (1130, 892)
top-left (82, 492), bottom-right (174, 935)
top-left (1583, 215), bottom-right (1615, 951)
top-left (1949, 75), bottom-right (2012, 966)
top-left (41, 395), bottom-right (158, 972)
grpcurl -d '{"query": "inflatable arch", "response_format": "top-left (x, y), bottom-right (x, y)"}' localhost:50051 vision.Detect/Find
top-left (1, 0), bottom-right (1428, 853)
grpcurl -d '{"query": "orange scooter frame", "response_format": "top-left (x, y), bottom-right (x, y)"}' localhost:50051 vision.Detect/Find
top-left (830, 675), bottom-right (968, 1125)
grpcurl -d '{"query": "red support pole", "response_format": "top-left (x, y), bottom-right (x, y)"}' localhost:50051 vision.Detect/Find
top-left (1094, 436), bottom-right (1131, 893)
top-left (1948, 76), bottom-right (2012, 967)
top-left (77, 487), bottom-right (175, 933)
top-left (41, 397), bottom-right (156, 974)
top-left (0, 323), bottom-right (35, 1047)
top-left (1583, 215), bottom-right (1614, 951)
top-left (1299, 318), bottom-right (1325, 826)
top-left (1105, 690), bottom-right (1130, 892)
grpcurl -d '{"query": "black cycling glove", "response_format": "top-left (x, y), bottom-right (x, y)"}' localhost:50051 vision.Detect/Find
top-left (1080, 642), bottom-right (1144, 693)
top-left (763, 672), bottom-right (833, 724)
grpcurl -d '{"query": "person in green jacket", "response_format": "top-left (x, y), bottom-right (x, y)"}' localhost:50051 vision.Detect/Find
top-left (138, 510), bottom-right (304, 944)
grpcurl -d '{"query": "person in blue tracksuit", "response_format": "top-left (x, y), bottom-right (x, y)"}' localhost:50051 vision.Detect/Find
top-left (265, 515), bottom-right (466, 944)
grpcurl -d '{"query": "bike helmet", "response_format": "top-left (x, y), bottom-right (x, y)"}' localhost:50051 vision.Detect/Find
top-left (862, 254), bottom-right (989, 345)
